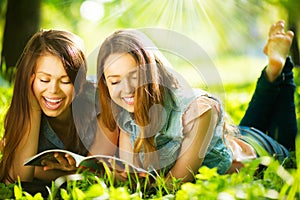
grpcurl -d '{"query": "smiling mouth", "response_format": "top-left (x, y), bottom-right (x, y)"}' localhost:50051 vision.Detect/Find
top-left (43, 97), bottom-right (63, 110)
top-left (122, 97), bottom-right (134, 105)
top-left (44, 97), bottom-right (63, 103)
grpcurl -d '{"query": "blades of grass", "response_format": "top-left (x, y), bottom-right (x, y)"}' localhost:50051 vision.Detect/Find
top-left (125, 164), bottom-right (133, 190)
top-left (102, 161), bottom-right (114, 187)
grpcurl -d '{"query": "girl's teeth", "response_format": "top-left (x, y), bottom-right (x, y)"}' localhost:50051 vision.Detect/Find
top-left (124, 97), bottom-right (134, 104)
top-left (45, 97), bottom-right (62, 103)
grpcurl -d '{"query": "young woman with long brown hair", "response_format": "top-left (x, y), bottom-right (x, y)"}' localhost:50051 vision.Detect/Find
top-left (96, 20), bottom-right (297, 183)
top-left (0, 29), bottom-right (115, 184)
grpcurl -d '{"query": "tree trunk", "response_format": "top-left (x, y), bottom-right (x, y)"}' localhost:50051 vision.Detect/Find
top-left (0, 0), bottom-right (41, 83)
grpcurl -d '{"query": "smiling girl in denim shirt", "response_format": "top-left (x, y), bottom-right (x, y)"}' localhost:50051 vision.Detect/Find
top-left (96, 20), bottom-right (297, 183)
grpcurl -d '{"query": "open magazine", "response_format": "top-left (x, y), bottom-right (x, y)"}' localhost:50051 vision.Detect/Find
top-left (24, 149), bottom-right (156, 180)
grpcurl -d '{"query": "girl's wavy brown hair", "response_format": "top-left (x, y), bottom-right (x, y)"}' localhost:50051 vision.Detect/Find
top-left (97, 30), bottom-right (178, 169)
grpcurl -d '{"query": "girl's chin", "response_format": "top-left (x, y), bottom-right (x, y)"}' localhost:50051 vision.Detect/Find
top-left (116, 101), bottom-right (134, 112)
top-left (123, 105), bottom-right (134, 113)
top-left (43, 110), bottom-right (61, 117)
top-left (41, 105), bottom-right (64, 117)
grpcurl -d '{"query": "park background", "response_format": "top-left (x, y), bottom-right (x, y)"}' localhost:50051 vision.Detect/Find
top-left (0, 0), bottom-right (299, 126)
top-left (0, 0), bottom-right (299, 199)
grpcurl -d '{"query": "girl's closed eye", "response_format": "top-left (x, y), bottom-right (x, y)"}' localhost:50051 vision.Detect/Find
top-left (61, 78), bottom-right (71, 84)
top-left (110, 80), bottom-right (119, 85)
top-left (108, 78), bottom-right (120, 86)
top-left (39, 77), bottom-right (50, 83)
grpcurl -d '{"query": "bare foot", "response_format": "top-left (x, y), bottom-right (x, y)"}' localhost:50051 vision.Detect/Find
top-left (263, 20), bottom-right (294, 82)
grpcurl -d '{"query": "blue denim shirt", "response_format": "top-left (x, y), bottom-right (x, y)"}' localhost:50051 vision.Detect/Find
top-left (38, 114), bottom-right (65, 153)
top-left (117, 87), bottom-right (232, 175)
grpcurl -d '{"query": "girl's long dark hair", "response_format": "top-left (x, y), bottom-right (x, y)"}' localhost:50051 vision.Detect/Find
top-left (0, 30), bottom-right (90, 182)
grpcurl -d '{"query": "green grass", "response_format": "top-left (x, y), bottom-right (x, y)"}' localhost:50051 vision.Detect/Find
top-left (0, 86), bottom-right (12, 138)
top-left (1, 152), bottom-right (298, 199)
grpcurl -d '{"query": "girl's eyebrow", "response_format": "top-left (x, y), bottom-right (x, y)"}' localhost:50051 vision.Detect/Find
top-left (127, 69), bottom-right (137, 76)
top-left (106, 69), bottom-right (137, 79)
top-left (36, 71), bottom-right (51, 76)
top-left (106, 74), bottom-right (119, 79)
top-left (36, 71), bottom-right (69, 78)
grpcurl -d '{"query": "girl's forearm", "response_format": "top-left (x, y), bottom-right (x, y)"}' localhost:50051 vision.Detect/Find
top-left (167, 109), bottom-right (217, 182)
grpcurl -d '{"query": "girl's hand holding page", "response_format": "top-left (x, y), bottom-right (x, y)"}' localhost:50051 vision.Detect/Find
top-left (41, 153), bottom-right (77, 171)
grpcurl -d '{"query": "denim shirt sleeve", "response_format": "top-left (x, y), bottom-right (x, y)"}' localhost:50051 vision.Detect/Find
top-left (201, 137), bottom-right (233, 174)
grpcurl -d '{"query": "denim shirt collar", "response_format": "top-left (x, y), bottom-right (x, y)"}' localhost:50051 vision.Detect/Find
top-left (117, 89), bottom-right (181, 143)
top-left (38, 114), bottom-right (65, 152)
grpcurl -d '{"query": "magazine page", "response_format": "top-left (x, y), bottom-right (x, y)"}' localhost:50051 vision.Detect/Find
top-left (23, 149), bottom-right (85, 167)
top-left (24, 149), bottom-right (156, 180)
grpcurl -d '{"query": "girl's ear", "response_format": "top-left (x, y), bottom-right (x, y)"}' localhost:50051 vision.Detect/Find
top-left (30, 73), bottom-right (36, 85)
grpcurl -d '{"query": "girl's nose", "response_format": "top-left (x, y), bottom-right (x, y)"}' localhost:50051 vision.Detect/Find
top-left (121, 78), bottom-right (135, 94)
top-left (49, 81), bottom-right (59, 93)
